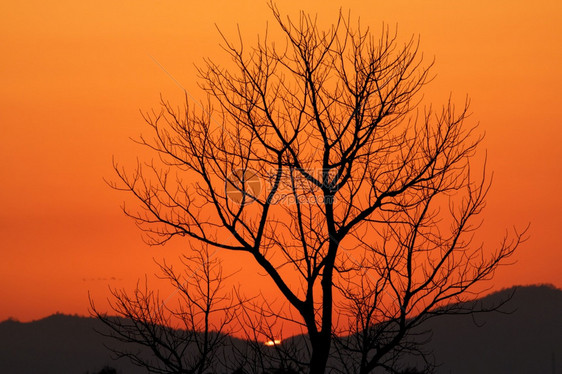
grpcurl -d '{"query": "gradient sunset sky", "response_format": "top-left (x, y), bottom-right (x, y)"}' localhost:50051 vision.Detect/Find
top-left (1, 0), bottom-right (561, 323)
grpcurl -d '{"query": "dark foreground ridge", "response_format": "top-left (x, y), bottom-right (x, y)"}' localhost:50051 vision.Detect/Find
top-left (0, 284), bottom-right (560, 373)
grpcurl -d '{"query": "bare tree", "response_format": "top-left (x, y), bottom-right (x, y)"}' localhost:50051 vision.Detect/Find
top-left (108, 3), bottom-right (526, 373)
top-left (90, 247), bottom-right (238, 374)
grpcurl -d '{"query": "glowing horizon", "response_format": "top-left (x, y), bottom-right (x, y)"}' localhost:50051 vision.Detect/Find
top-left (0, 0), bottom-right (561, 334)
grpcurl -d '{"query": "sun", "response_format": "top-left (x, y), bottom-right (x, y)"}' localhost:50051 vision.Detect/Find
top-left (264, 339), bottom-right (282, 346)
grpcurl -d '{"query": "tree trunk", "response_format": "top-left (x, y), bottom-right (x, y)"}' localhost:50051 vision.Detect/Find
top-left (309, 334), bottom-right (331, 374)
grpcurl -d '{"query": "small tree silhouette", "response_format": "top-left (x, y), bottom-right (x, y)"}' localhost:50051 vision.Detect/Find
top-left (91, 247), bottom-right (239, 374)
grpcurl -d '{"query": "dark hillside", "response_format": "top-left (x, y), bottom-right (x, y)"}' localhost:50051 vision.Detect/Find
top-left (0, 285), bottom-right (560, 373)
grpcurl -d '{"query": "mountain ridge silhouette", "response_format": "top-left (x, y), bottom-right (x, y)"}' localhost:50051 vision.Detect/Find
top-left (1, 284), bottom-right (560, 373)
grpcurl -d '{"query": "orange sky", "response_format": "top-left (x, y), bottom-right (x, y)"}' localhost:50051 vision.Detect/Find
top-left (1, 0), bottom-right (561, 325)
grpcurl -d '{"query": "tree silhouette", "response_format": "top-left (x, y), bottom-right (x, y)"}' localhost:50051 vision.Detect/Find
top-left (90, 247), bottom-right (239, 374)
top-left (106, 3), bottom-right (526, 373)
top-left (96, 366), bottom-right (117, 374)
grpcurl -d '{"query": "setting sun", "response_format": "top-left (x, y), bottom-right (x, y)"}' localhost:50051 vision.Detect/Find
top-left (265, 339), bottom-right (282, 347)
